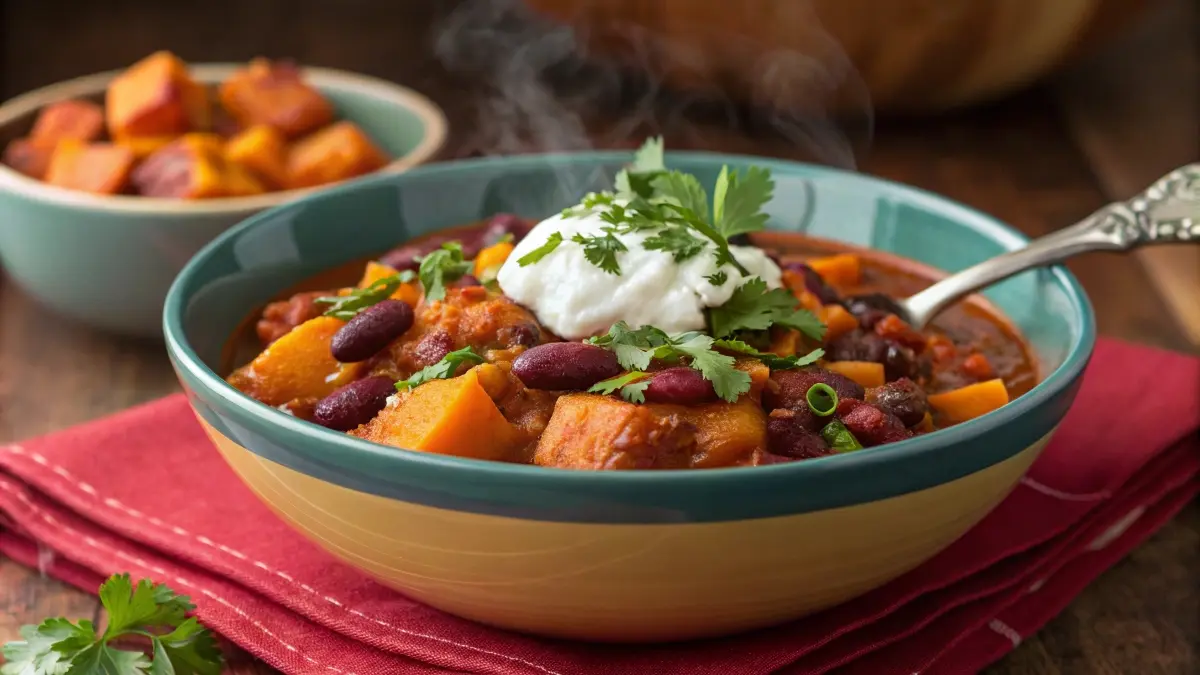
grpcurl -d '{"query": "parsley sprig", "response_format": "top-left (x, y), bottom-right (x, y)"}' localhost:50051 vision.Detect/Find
top-left (394, 346), bottom-right (484, 391)
top-left (1, 573), bottom-right (222, 675)
top-left (587, 323), bottom-right (750, 403)
top-left (316, 271), bottom-right (415, 320)
top-left (708, 278), bottom-right (826, 341)
top-left (418, 242), bottom-right (474, 302)
top-left (588, 370), bottom-right (650, 403)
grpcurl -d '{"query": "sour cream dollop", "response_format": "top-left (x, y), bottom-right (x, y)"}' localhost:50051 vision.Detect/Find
top-left (496, 206), bottom-right (782, 340)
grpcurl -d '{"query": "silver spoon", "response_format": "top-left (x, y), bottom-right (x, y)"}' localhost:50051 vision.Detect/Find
top-left (857, 163), bottom-right (1200, 329)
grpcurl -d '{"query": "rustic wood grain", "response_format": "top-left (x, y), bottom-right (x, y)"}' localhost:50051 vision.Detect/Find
top-left (1, 1), bottom-right (1197, 673)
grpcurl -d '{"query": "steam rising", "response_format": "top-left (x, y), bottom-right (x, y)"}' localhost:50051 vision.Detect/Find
top-left (436, 0), bottom-right (872, 170)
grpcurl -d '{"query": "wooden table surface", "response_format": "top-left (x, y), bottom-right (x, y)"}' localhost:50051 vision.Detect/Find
top-left (1, 1), bottom-right (1197, 673)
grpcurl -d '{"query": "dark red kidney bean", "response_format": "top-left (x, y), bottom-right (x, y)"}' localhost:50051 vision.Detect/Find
top-left (839, 400), bottom-right (912, 447)
top-left (331, 300), bottom-right (414, 363)
top-left (826, 330), bottom-right (888, 363)
top-left (766, 409), bottom-right (834, 459)
top-left (763, 367), bottom-right (865, 411)
top-left (785, 262), bottom-right (840, 305)
top-left (414, 329), bottom-right (454, 366)
top-left (511, 342), bottom-right (621, 390)
top-left (453, 274), bottom-right (481, 288)
top-left (866, 377), bottom-right (928, 427)
top-left (641, 367), bottom-right (718, 405)
top-left (843, 295), bottom-right (894, 329)
top-left (882, 343), bottom-right (918, 382)
top-left (483, 213), bottom-right (533, 244)
top-left (497, 322), bottom-right (541, 348)
top-left (312, 377), bottom-right (395, 431)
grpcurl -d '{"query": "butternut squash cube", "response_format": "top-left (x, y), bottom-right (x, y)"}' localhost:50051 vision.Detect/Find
top-left (224, 124), bottom-right (287, 187)
top-left (534, 394), bottom-right (696, 470)
top-left (285, 121), bottom-right (387, 189)
top-left (106, 51), bottom-right (210, 138)
top-left (44, 141), bottom-right (135, 194)
top-left (218, 58), bottom-right (333, 138)
top-left (227, 316), bottom-right (362, 406)
top-left (3, 138), bottom-right (56, 180)
top-left (353, 366), bottom-right (522, 461)
top-left (114, 134), bottom-right (178, 160)
top-left (650, 398), bottom-right (767, 468)
top-left (131, 133), bottom-right (265, 198)
top-left (30, 99), bottom-right (105, 144)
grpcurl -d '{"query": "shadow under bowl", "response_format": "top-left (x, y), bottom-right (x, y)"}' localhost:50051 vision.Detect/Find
top-left (0, 64), bottom-right (447, 338)
top-left (164, 152), bottom-right (1095, 642)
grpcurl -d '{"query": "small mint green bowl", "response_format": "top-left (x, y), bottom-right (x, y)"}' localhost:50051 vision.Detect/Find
top-left (0, 64), bottom-right (447, 338)
top-left (164, 153), bottom-right (1096, 642)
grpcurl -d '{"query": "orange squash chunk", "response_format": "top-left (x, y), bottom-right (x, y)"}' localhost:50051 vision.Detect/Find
top-left (354, 366), bottom-right (522, 461)
top-left (106, 51), bottom-right (210, 138)
top-left (534, 394), bottom-right (696, 470)
top-left (114, 134), bottom-right (178, 159)
top-left (285, 121), bottom-right (387, 189)
top-left (354, 261), bottom-right (420, 306)
top-left (218, 58), bottom-right (333, 138)
top-left (807, 254), bottom-right (862, 287)
top-left (30, 99), bottom-right (105, 144)
top-left (227, 316), bottom-right (362, 406)
top-left (3, 138), bottom-right (56, 180)
top-left (473, 242), bottom-right (514, 278)
top-left (928, 379), bottom-right (1010, 423)
top-left (131, 134), bottom-right (265, 198)
top-left (818, 303), bottom-right (859, 342)
top-left (650, 397), bottom-right (768, 468)
top-left (823, 361), bottom-right (886, 388)
top-left (44, 141), bottom-right (135, 194)
top-left (224, 124), bottom-right (288, 187)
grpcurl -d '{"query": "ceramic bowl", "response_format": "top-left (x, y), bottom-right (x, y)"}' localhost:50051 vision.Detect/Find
top-left (163, 152), bottom-right (1096, 642)
top-left (0, 64), bottom-right (447, 338)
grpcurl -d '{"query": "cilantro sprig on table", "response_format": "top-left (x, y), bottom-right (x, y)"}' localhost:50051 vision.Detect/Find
top-left (1, 573), bottom-right (222, 675)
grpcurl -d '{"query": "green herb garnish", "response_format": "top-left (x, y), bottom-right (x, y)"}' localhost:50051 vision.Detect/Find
top-left (707, 277), bottom-right (825, 341)
top-left (588, 322), bottom-right (750, 402)
top-left (705, 270), bottom-right (729, 286)
top-left (642, 225), bottom-right (706, 262)
top-left (394, 346), bottom-right (484, 391)
top-left (571, 231), bottom-right (627, 275)
top-left (613, 136), bottom-right (666, 198)
top-left (588, 371), bottom-right (651, 403)
top-left (516, 232), bottom-right (564, 267)
top-left (1, 573), bottom-right (222, 675)
top-left (418, 242), bottom-right (474, 302)
top-left (712, 338), bottom-right (824, 370)
top-left (315, 271), bottom-right (415, 320)
top-left (806, 383), bottom-right (839, 417)
top-left (821, 419), bottom-right (863, 453)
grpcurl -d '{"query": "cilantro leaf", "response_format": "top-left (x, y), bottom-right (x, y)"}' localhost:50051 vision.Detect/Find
top-left (587, 322), bottom-right (672, 370)
top-left (705, 271), bottom-right (728, 286)
top-left (642, 225), bottom-right (705, 262)
top-left (516, 232), bottom-right (564, 267)
top-left (1, 574), bottom-right (223, 675)
top-left (417, 242), bottom-right (474, 302)
top-left (651, 171), bottom-right (709, 222)
top-left (315, 271), bottom-right (415, 321)
top-left (394, 347), bottom-right (484, 391)
top-left (707, 278), bottom-right (826, 341)
top-left (714, 339), bottom-right (825, 370)
top-left (714, 166), bottom-right (774, 239)
top-left (588, 371), bottom-right (650, 403)
top-left (571, 231), bottom-right (627, 275)
top-left (614, 137), bottom-right (665, 198)
top-left (670, 332), bottom-right (750, 403)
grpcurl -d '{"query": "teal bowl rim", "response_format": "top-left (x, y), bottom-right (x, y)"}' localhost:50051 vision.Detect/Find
top-left (164, 150), bottom-right (1097, 520)
top-left (0, 63), bottom-right (448, 214)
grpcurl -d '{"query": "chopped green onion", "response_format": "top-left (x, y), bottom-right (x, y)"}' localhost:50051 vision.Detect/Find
top-left (805, 383), bottom-right (838, 417)
top-left (821, 419), bottom-right (863, 453)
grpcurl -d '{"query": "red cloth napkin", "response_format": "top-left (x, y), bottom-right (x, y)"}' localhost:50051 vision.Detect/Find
top-left (1, 337), bottom-right (1197, 675)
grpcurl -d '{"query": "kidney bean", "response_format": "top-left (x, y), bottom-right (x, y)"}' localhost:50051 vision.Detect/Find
top-left (331, 300), bottom-right (414, 363)
top-left (453, 274), bottom-right (481, 288)
top-left (785, 262), bottom-right (840, 305)
top-left (843, 294), bottom-right (897, 329)
top-left (497, 322), bottom-right (541, 348)
top-left (883, 343), bottom-right (918, 381)
top-left (766, 409), bottom-right (833, 459)
top-left (642, 367), bottom-right (718, 405)
top-left (378, 233), bottom-right (484, 272)
top-left (483, 213), bottom-right (533, 244)
top-left (414, 329), bottom-right (454, 366)
top-left (763, 367), bottom-right (865, 411)
top-left (867, 378), bottom-right (928, 427)
top-left (312, 376), bottom-right (395, 431)
top-left (511, 342), bottom-right (621, 390)
top-left (838, 400), bottom-right (912, 447)
top-left (826, 330), bottom-right (888, 363)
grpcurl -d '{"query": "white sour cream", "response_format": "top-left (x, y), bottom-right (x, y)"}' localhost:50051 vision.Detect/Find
top-left (496, 207), bottom-right (782, 340)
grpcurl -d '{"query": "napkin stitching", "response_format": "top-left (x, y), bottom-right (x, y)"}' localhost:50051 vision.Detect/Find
top-left (0, 478), bottom-right (358, 675)
top-left (1, 444), bottom-right (566, 675)
top-left (1017, 477), bottom-right (1110, 501)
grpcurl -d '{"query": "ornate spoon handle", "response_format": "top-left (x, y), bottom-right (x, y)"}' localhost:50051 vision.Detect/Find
top-left (901, 163), bottom-right (1200, 329)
